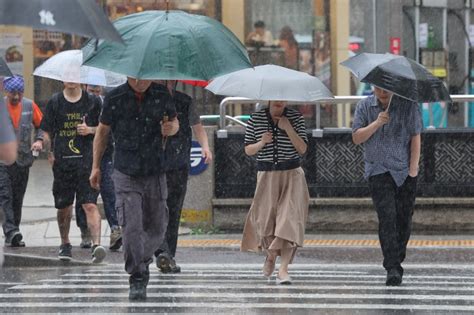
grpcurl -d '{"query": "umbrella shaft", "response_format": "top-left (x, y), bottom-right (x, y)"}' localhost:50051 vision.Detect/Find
top-left (162, 136), bottom-right (167, 150)
top-left (385, 94), bottom-right (393, 112)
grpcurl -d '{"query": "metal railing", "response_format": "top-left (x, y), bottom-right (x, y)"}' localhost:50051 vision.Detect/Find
top-left (200, 115), bottom-right (248, 127)
top-left (217, 95), bottom-right (474, 138)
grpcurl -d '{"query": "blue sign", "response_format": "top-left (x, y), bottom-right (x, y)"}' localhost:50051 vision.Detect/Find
top-left (189, 140), bottom-right (208, 176)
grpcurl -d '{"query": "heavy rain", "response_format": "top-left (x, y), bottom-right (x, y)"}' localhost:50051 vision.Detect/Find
top-left (0, 0), bottom-right (473, 314)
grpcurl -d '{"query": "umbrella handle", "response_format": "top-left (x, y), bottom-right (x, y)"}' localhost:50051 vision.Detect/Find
top-left (382, 94), bottom-right (393, 134)
top-left (385, 94), bottom-right (393, 112)
top-left (162, 115), bottom-right (169, 149)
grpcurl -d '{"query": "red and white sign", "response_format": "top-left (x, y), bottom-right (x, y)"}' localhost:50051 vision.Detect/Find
top-left (390, 37), bottom-right (401, 55)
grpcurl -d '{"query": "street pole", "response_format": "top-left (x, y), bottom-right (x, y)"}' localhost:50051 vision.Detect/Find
top-left (372, 0), bottom-right (376, 52)
top-left (415, 2), bottom-right (420, 63)
top-left (465, 1), bottom-right (471, 127)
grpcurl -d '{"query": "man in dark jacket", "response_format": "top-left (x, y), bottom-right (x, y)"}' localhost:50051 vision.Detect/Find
top-left (90, 78), bottom-right (178, 300)
top-left (154, 80), bottom-right (212, 273)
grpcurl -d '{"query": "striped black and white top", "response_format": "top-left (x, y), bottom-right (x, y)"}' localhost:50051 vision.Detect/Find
top-left (245, 107), bottom-right (307, 166)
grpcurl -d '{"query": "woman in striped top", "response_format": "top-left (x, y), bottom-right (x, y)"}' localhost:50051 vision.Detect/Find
top-left (240, 101), bottom-right (310, 284)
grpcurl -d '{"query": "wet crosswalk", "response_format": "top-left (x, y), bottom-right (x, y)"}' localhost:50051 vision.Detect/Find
top-left (2, 263), bottom-right (474, 313)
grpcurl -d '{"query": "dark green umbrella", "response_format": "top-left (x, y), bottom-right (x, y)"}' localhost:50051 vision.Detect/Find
top-left (341, 53), bottom-right (451, 103)
top-left (82, 10), bottom-right (252, 80)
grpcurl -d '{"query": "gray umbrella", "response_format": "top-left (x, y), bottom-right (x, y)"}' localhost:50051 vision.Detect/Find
top-left (206, 64), bottom-right (334, 102)
top-left (0, 57), bottom-right (13, 77)
top-left (341, 53), bottom-right (451, 103)
top-left (0, 0), bottom-right (123, 43)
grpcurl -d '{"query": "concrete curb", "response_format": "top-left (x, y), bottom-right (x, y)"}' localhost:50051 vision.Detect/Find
top-left (213, 198), bottom-right (474, 231)
top-left (3, 253), bottom-right (92, 268)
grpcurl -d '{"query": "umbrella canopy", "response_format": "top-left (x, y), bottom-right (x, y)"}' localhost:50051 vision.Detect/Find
top-left (206, 64), bottom-right (334, 102)
top-left (0, 58), bottom-right (13, 77)
top-left (82, 10), bottom-right (252, 80)
top-left (33, 50), bottom-right (126, 87)
top-left (180, 80), bottom-right (209, 87)
top-left (341, 53), bottom-right (451, 103)
top-left (0, 0), bottom-right (123, 43)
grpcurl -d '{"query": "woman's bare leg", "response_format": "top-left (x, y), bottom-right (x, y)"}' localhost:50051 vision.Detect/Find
top-left (278, 247), bottom-right (295, 279)
top-left (263, 249), bottom-right (277, 277)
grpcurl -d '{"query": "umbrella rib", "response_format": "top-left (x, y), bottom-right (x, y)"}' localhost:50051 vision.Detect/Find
top-left (214, 72), bottom-right (239, 94)
top-left (77, 0), bottom-right (123, 43)
top-left (257, 70), bottom-right (266, 100)
top-left (186, 15), bottom-right (251, 79)
top-left (77, 0), bottom-right (101, 38)
top-left (184, 19), bottom-right (213, 80)
top-left (135, 14), bottom-right (166, 79)
top-left (202, 17), bottom-right (252, 75)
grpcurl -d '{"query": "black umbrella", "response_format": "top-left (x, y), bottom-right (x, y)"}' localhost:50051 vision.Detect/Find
top-left (0, 57), bottom-right (13, 77)
top-left (0, 0), bottom-right (123, 44)
top-left (341, 53), bottom-right (451, 103)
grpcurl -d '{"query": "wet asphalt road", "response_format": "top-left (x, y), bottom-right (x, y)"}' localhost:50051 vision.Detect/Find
top-left (4, 243), bottom-right (474, 265)
top-left (1, 246), bottom-right (474, 314)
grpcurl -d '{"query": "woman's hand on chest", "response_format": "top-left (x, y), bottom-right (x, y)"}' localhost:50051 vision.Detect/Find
top-left (276, 116), bottom-right (293, 132)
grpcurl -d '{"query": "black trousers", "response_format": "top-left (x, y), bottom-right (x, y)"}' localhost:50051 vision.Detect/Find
top-left (0, 163), bottom-right (30, 238)
top-left (368, 172), bottom-right (417, 272)
top-left (156, 167), bottom-right (189, 258)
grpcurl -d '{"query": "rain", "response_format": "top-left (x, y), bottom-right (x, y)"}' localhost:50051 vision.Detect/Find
top-left (0, 0), bottom-right (472, 314)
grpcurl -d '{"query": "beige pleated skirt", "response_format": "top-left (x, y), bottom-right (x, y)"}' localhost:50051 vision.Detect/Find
top-left (240, 167), bottom-right (309, 261)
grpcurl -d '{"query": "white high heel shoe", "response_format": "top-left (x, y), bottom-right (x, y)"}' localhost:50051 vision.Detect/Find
top-left (276, 274), bottom-right (292, 285)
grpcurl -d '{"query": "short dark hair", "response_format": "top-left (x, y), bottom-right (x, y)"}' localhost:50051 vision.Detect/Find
top-left (254, 20), bottom-right (265, 28)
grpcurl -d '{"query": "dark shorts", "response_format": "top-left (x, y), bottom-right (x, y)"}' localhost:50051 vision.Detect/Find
top-left (52, 163), bottom-right (99, 209)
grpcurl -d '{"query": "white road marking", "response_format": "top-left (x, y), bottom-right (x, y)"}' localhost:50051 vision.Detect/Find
top-left (0, 302), bottom-right (474, 311)
top-left (1, 292), bottom-right (474, 301)
top-left (10, 284), bottom-right (474, 292)
top-left (60, 273), bottom-right (474, 280)
top-left (5, 263), bottom-right (474, 312)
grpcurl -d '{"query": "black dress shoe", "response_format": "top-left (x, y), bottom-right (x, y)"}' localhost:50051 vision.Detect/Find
top-left (169, 258), bottom-right (181, 273)
top-left (157, 252), bottom-right (172, 273)
top-left (386, 268), bottom-right (402, 286)
top-left (129, 273), bottom-right (147, 300)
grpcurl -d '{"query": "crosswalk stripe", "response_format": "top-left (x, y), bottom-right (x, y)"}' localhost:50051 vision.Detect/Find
top-left (11, 284), bottom-right (474, 292)
top-left (86, 263), bottom-right (474, 269)
top-left (60, 273), bottom-right (474, 280)
top-left (38, 278), bottom-right (474, 285)
top-left (1, 302), bottom-right (474, 311)
top-left (1, 292), bottom-right (474, 301)
top-left (5, 263), bottom-right (474, 312)
top-left (83, 269), bottom-right (369, 275)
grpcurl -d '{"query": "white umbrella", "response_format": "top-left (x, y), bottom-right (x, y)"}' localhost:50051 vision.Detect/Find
top-left (206, 64), bottom-right (334, 102)
top-left (33, 49), bottom-right (126, 87)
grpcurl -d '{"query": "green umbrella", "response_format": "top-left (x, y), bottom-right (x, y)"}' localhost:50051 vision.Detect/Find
top-left (82, 10), bottom-right (252, 80)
